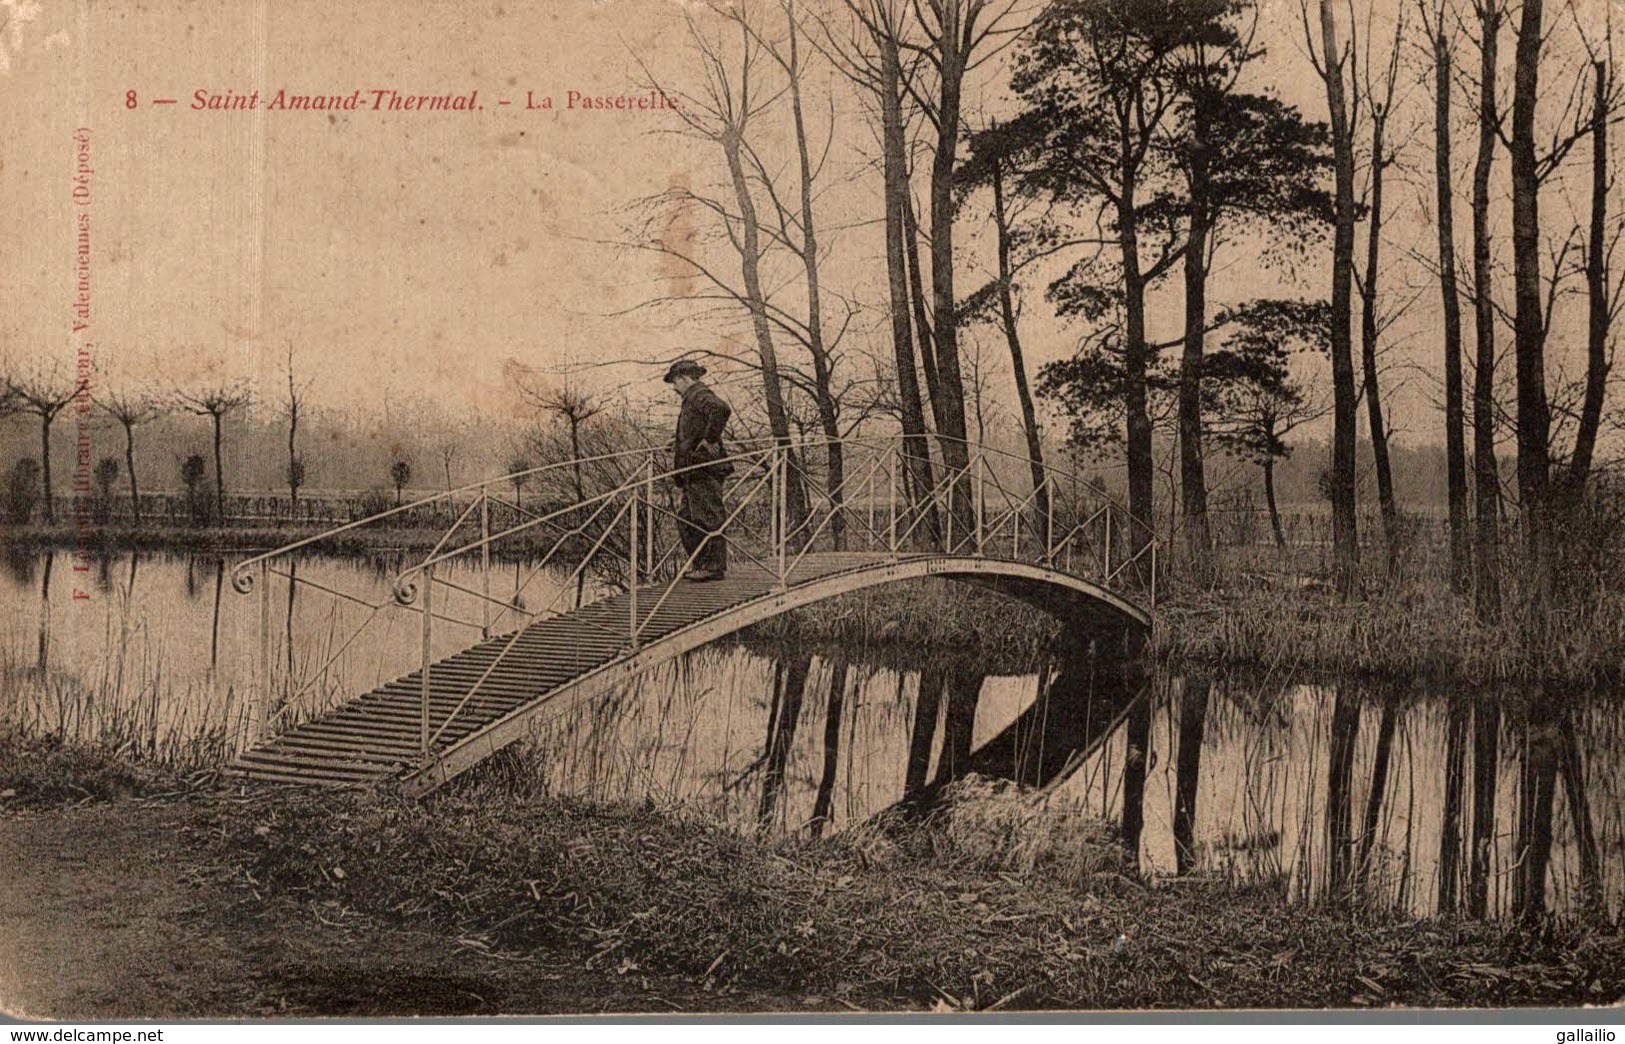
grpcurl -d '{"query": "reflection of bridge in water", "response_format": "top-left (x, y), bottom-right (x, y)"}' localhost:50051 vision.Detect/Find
top-left (225, 435), bottom-right (1158, 797)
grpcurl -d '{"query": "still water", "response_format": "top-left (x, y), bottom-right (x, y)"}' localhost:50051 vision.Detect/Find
top-left (3, 547), bottom-right (1620, 919)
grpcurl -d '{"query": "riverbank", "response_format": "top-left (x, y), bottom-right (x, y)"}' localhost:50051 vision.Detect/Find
top-left (3, 733), bottom-right (1620, 1017)
top-left (1154, 552), bottom-right (1625, 689)
top-left (1, 521), bottom-right (559, 558)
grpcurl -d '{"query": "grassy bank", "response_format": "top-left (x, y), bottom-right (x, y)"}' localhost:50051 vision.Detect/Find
top-left (743, 579), bottom-right (1062, 671)
top-left (3, 733), bottom-right (1621, 1013)
top-left (1, 521), bottom-right (561, 558)
top-left (1156, 536), bottom-right (1625, 687)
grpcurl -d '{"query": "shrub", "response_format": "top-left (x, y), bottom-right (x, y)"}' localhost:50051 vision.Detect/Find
top-left (180, 454), bottom-right (209, 525)
top-left (4, 459), bottom-right (42, 524)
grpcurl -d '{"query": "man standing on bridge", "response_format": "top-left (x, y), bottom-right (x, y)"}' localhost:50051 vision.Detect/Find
top-left (665, 359), bottom-right (733, 581)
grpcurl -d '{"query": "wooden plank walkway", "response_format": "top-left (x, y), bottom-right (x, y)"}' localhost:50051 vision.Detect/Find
top-left (226, 552), bottom-right (900, 787)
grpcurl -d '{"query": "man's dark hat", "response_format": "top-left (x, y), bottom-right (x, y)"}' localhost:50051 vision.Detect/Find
top-left (662, 359), bottom-right (707, 383)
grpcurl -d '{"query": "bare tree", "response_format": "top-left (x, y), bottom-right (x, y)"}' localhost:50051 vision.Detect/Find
top-left (390, 459), bottom-right (412, 507)
top-left (284, 346), bottom-right (310, 515)
top-left (1354, 8), bottom-right (1408, 571)
top-left (1302, 0), bottom-right (1363, 595)
top-left (509, 362), bottom-right (607, 503)
top-left (4, 364), bottom-right (86, 525)
top-left (910, 0), bottom-right (1020, 536)
top-left (821, 0), bottom-right (941, 539)
top-left (1468, 0), bottom-right (1504, 620)
top-left (730, 0), bottom-right (852, 546)
top-left (97, 387), bottom-right (166, 526)
top-left (1509, 0), bottom-right (1552, 592)
top-left (1416, 0), bottom-right (1471, 592)
top-left (911, 0), bottom-right (1026, 532)
top-left (173, 380), bottom-right (253, 524)
top-left (1561, 34), bottom-right (1622, 500)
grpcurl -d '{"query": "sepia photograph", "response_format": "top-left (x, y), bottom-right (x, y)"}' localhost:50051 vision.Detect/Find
top-left (1, 0), bottom-right (1623, 1023)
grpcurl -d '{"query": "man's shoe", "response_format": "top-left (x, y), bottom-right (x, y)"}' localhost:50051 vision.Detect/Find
top-left (684, 568), bottom-right (724, 582)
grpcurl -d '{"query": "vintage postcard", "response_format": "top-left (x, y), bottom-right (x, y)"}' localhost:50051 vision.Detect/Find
top-left (1, 0), bottom-right (1621, 1023)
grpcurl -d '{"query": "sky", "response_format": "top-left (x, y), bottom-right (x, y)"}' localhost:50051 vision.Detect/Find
top-left (1, 0), bottom-right (1619, 455)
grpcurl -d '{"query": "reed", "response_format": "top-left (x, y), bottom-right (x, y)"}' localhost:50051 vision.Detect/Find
top-left (0, 636), bottom-right (246, 773)
top-left (743, 579), bottom-right (1060, 669)
top-left (1158, 525), bottom-right (1625, 687)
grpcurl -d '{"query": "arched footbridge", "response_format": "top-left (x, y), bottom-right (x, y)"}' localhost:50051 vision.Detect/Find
top-left (226, 435), bottom-right (1158, 798)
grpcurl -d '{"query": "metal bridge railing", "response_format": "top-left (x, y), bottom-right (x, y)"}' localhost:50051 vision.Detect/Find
top-left (230, 433), bottom-right (1159, 763)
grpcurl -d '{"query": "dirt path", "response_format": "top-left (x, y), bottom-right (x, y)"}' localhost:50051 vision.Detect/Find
top-left (0, 800), bottom-right (780, 1019)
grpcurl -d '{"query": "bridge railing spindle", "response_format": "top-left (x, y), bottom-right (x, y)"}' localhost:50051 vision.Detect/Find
top-left (775, 444), bottom-right (789, 585)
top-left (1104, 508), bottom-right (1113, 584)
top-left (256, 558), bottom-right (270, 746)
top-left (644, 453), bottom-right (655, 581)
top-left (1043, 475), bottom-right (1054, 565)
top-left (628, 476), bottom-right (639, 650)
top-left (973, 453), bottom-right (985, 556)
top-left (420, 563), bottom-right (435, 756)
top-left (887, 446), bottom-right (898, 557)
top-left (480, 488), bottom-right (491, 640)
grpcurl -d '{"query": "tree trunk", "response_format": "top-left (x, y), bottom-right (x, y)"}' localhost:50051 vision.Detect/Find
top-left (881, 40), bottom-right (939, 545)
top-left (904, 193), bottom-right (945, 437)
top-left (989, 139), bottom-right (1049, 523)
top-left (1566, 60), bottom-right (1611, 501)
top-left (1173, 673), bottom-right (1210, 875)
top-left (1320, 0), bottom-right (1361, 597)
top-left (39, 416), bottom-right (55, 525)
top-left (1118, 103), bottom-right (1156, 573)
top-left (785, 2), bottom-right (845, 549)
top-left (1434, 33), bottom-right (1470, 593)
top-left (1263, 459), bottom-right (1286, 549)
top-left (1468, 699), bottom-right (1500, 918)
top-left (1362, 109), bottom-right (1400, 571)
top-left (1326, 683), bottom-right (1360, 903)
top-left (1179, 99), bottom-right (1213, 580)
top-left (931, 664), bottom-right (982, 788)
top-left (1513, 715), bottom-right (1558, 922)
top-left (36, 550), bottom-right (53, 671)
top-left (904, 667), bottom-right (944, 801)
top-left (1556, 712), bottom-right (1603, 912)
top-left (927, 4), bottom-right (974, 534)
top-left (1356, 701), bottom-right (1397, 891)
top-left (758, 655), bottom-right (810, 828)
top-left (287, 403), bottom-right (300, 513)
top-left (809, 659), bottom-right (848, 838)
top-left (1119, 691), bottom-right (1152, 873)
top-left (1511, 0), bottom-right (1552, 595)
top-left (1438, 697), bottom-right (1469, 912)
top-left (212, 413), bottom-right (226, 525)
top-left (721, 125), bottom-right (802, 527)
top-left (1472, 2), bottom-right (1502, 620)
top-left (123, 423), bottom-right (141, 526)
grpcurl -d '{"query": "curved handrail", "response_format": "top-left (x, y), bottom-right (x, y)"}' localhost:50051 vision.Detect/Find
top-left (388, 443), bottom-right (779, 603)
top-left (231, 430), bottom-right (1161, 602)
top-left (235, 429), bottom-right (1157, 588)
top-left (229, 443), bottom-right (664, 592)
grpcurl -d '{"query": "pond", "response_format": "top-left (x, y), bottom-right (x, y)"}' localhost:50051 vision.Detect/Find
top-left (2, 546), bottom-right (1620, 920)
